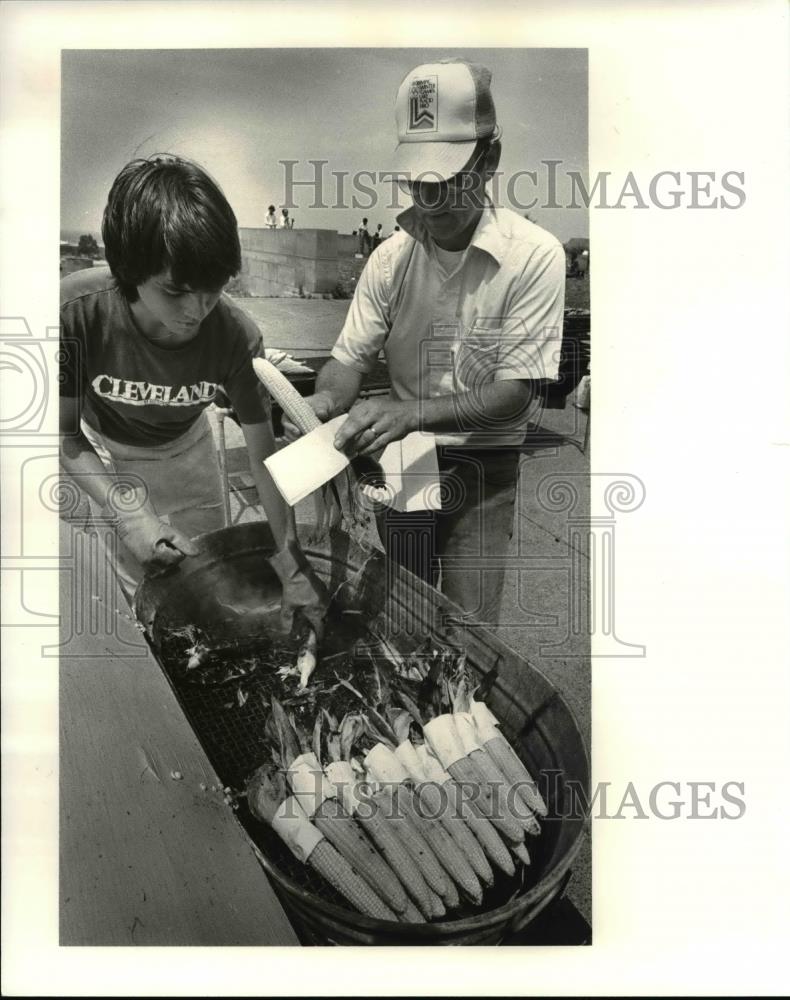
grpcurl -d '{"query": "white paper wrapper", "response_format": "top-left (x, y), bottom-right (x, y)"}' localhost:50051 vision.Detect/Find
top-left (288, 751), bottom-right (336, 818)
top-left (415, 743), bottom-right (452, 785)
top-left (324, 760), bottom-right (364, 815)
top-left (394, 740), bottom-right (425, 783)
top-left (364, 743), bottom-right (409, 785)
top-left (271, 796), bottom-right (324, 863)
top-left (423, 714), bottom-right (468, 770)
top-left (454, 712), bottom-right (484, 756)
top-left (471, 700), bottom-right (501, 743)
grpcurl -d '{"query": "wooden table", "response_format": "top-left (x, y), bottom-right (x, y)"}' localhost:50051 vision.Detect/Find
top-left (58, 521), bottom-right (298, 946)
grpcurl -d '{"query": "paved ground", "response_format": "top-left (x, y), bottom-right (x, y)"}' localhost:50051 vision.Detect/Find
top-left (214, 293), bottom-right (592, 926)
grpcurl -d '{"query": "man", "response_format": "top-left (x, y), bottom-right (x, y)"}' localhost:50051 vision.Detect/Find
top-left (294, 59), bottom-right (566, 625)
top-left (371, 222), bottom-right (384, 250)
top-left (265, 204), bottom-right (277, 228)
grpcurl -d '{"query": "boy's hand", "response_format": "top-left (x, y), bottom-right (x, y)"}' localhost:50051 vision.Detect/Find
top-left (269, 541), bottom-right (330, 639)
top-left (103, 500), bottom-right (200, 574)
top-left (281, 392), bottom-right (335, 443)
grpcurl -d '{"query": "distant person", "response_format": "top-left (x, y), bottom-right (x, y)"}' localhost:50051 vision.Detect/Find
top-left (371, 222), bottom-right (384, 250)
top-left (279, 207), bottom-right (294, 230)
top-left (577, 248), bottom-right (589, 277)
top-left (265, 205), bottom-right (277, 228)
top-left (358, 217), bottom-right (371, 255)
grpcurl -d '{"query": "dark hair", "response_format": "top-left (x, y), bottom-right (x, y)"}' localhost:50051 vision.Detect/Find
top-left (102, 155), bottom-right (241, 302)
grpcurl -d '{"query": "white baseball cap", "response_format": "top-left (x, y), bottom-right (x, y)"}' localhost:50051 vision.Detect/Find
top-left (393, 59), bottom-right (497, 182)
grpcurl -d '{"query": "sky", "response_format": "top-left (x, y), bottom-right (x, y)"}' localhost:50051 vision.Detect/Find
top-left (61, 48), bottom-right (588, 244)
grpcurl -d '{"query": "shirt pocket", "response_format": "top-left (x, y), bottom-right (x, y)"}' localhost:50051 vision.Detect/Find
top-left (452, 326), bottom-right (502, 394)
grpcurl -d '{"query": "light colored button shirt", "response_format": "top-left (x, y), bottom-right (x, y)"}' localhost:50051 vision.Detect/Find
top-left (331, 203), bottom-right (566, 445)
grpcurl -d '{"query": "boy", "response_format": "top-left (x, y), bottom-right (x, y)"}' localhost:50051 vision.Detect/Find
top-left (59, 155), bottom-right (326, 633)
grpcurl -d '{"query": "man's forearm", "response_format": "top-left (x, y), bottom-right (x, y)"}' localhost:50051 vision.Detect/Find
top-left (314, 358), bottom-right (363, 416)
top-left (416, 380), bottom-right (536, 434)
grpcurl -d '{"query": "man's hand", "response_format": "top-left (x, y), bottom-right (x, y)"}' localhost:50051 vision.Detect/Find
top-left (104, 501), bottom-right (200, 575)
top-left (269, 542), bottom-right (330, 639)
top-left (281, 392), bottom-right (335, 442)
top-left (333, 397), bottom-right (418, 457)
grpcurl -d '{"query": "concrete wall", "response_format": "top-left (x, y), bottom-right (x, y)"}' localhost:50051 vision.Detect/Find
top-left (337, 233), bottom-right (360, 258)
top-left (239, 228), bottom-right (339, 296)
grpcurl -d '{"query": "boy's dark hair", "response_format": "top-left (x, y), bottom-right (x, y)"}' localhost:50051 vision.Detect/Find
top-left (102, 155), bottom-right (241, 302)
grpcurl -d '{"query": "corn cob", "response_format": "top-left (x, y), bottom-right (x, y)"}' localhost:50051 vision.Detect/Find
top-left (400, 899), bottom-right (426, 924)
top-left (441, 873), bottom-right (460, 910)
top-left (246, 765), bottom-right (398, 922)
top-left (415, 742), bottom-right (515, 878)
top-left (483, 734), bottom-right (548, 818)
top-left (445, 781), bottom-right (516, 877)
top-left (469, 747), bottom-right (541, 837)
top-left (511, 841), bottom-right (531, 865)
top-left (426, 889), bottom-right (446, 919)
top-left (313, 796), bottom-right (409, 914)
top-left (357, 794), bottom-right (434, 920)
top-left (308, 838), bottom-right (399, 921)
top-left (399, 785), bottom-right (483, 905)
top-left (447, 753), bottom-right (526, 845)
top-left (416, 780), bottom-right (494, 888)
top-left (389, 784), bottom-right (450, 898)
top-left (252, 357), bottom-right (322, 435)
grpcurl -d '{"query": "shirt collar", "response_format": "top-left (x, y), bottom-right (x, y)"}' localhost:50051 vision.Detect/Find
top-left (395, 199), bottom-right (506, 267)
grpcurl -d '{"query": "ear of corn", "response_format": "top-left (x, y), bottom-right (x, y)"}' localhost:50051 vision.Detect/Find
top-left (389, 785), bottom-right (449, 898)
top-left (308, 839), bottom-right (399, 921)
top-left (447, 753), bottom-right (525, 846)
top-left (399, 899), bottom-right (426, 924)
top-left (483, 734), bottom-right (548, 818)
top-left (447, 783), bottom-right (516, 878)
top-left (470, 747), bottom-right (541, 837)
top-left (252, 357), bottom-right (323, 435)
top-left (426, 889), bottom-right (446, 919)
top-left (399, 783), bottom-right (483, 906)
top-left (313, 796), bottom-right (409, 914)
top-left (511, 841), bottom-right (531, 866)
top-left (469, 749), bottom-right (540, 840)
top-left (417, 780), bottom-right (494, 889)
top-left (441, 873), bottom-right (460, 910)
top-left (356, 794), bottom-right (435, 920)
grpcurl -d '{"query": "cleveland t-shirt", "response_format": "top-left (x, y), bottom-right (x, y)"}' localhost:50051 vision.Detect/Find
top-left (60, 267), bottom-right (272, 445)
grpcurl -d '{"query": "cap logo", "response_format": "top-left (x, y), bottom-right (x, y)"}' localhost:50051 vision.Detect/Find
top-left (407, 76), bottom-right (437, 132)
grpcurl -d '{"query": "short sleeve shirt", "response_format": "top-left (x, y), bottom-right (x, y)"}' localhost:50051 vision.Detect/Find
top-left (60, 267), bottom-right (271, 445)
top-left (331, 204), bottom-right (566, 446)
